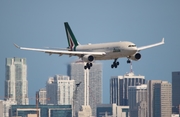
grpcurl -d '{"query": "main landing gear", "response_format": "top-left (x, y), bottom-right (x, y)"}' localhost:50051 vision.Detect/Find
top-left (111, 58), bottom-right (131, 68)
top-left (111, 59), bottom-right (119, 68)
top-left (84, 63), bottom-right (93, 69)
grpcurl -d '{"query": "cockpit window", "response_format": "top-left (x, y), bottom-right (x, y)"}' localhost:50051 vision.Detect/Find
top-left (128, 45), bottom-right (136, 47)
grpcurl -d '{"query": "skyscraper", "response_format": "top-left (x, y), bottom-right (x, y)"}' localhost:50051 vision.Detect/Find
top-left (147, 80), bottom-right (162, 117)
top-left (67, 61), bottom-right (102, 116)
top-left (172, 71), bottom-right (180, 109)
top-left (110, 72), bottom-right (145, 106)
top-left (36, 88), bottom-right (47, 105)
top-left (5, 57), bottom-right (29, 105)
top-left (46, 75), bottom-right (74, 105)
top-left (128, 84), bottom-right (147, 117)
top-left (153, 81), bottom-right (172, 117)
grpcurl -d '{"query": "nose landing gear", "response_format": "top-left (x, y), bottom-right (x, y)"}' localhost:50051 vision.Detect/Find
top-left (127, 59), bottom-right (131, 64)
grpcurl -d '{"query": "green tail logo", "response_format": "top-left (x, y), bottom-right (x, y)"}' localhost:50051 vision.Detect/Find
top-left (64, 22), bottom-right (79, 51)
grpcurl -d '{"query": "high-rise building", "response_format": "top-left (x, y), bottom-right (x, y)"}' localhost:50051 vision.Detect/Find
top-left (153, 81), bottom-right (172, 117)
top-left (172, 71), bottom-right (180, 112)
top-left (128, 84), bottom-right (147, 117)
top-left (67, 61), bottom-right (102, 116)
top-left (4, 57), bottom-right (29, 105)
top-left (36, 88), bottom-right (47, 105)
top-left (0, 99), bottom-right (17, 117)
top-left (147, 80), bottom-right (162, 117)
top-left (110, 72), bottom-right (145, 106)
top-left (46, 75), bottom-right (74, 105)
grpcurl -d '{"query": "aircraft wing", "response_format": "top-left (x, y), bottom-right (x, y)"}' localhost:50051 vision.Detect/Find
top-left (14, 44), bottom-right (106, 56)
top-left (44, 47), bottom-right (69, 50)
top-left (138, 38), bottom-right (164, 51)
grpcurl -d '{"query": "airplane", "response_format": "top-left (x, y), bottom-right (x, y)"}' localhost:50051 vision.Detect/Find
top-left (14, 22), bottom-right (164, 70)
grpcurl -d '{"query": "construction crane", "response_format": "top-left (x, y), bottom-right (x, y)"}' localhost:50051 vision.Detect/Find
top-left (29, 95), bottom-right (50, 117)
top-left (72, 82), bottom-right (81, 117)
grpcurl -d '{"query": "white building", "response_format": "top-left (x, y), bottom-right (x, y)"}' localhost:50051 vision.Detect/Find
top-left (110, 72), bottom-right (145, 106)
top-left (78, 105), bottom-right (92, 117)
top-left (36, 88), bottom-right (47, 105)
top-left (96, 103), bottom-right (129, 117)
top-left (46, 75), bottom-right (75, 105)
top-left (67, 61), bottom-right (102, 116)
top-left (5, 57), bottom-right (29, 105)
top-left (128, 84), bottom-right (147, 117)
top-left (171, 114), bottom-right (179, 117)
top-left (0, 99), bottom-right (17, 117)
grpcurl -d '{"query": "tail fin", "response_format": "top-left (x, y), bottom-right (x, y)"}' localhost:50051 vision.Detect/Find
top-left (64, 22), bottom-right (79, 51)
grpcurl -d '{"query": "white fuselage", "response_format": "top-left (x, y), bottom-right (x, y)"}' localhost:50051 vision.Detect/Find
top-left (76, 41), bottom-right (138, 60)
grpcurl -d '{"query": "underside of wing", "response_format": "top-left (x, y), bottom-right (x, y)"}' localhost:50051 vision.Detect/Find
top-left (14, 44), bottom-right (106, 56)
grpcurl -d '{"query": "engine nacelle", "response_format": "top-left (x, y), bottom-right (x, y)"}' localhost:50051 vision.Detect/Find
top-left (82, 55), bottom-right (94, 62)
top-left (130, 53), bottom-right (141, 61)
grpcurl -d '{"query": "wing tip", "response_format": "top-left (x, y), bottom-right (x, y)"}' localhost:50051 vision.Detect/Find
top-left (162, 38), bottom-right (165, 43)
top-left (14, 43), bottom-right (20, 49)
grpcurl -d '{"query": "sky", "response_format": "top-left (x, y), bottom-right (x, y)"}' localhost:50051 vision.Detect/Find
top-left (0, 1), bottom-right (180, 104)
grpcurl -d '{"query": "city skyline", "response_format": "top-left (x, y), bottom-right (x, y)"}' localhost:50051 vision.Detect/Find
top-left (0, 57), bottom-right (179, 117)
top-left (1, 1), bottom-right (180, 104)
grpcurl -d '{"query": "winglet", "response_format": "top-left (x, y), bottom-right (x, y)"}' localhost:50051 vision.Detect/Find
top-left (14, 43), bottom-right (20, 49)
top-left (162, 38), bottom-right (165, 44)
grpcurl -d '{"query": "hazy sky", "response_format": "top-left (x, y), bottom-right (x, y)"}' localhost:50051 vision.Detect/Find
top-left (0, 1), bottom-right (180, 104)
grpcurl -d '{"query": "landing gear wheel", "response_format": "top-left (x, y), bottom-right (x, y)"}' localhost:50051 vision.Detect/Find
top-left (116, 62), bottom-right (119, 65)
top-left (114, 64), bottom-right (117, 68)
top-left (111, 64), bottom-right (114, 68)
top-left (84, 62), bottom-right (93, 70)
top-left (127, 60), bottom-right (131, 64)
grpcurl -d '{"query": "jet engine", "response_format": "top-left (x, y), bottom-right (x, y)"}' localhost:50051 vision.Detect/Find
top-left (82, 55), bottom-right (94, 62)
top-left (130, 53), bottom-right (141, 61)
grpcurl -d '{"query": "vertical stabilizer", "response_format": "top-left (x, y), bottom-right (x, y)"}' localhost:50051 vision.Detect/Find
top-left (64, 22), bottom-right (79, 51)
